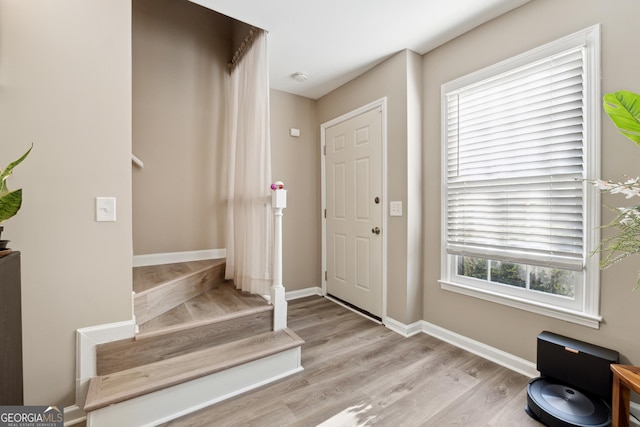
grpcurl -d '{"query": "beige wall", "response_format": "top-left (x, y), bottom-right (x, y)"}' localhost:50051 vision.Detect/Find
top-left (5, 0), bottom-right (639, 411)
top-left (270, 90), bottom-right (321, 290)
top-left (317, 50), bottom-right (423, 324)
top-left (132, 0), bottom-right (231, 255)
top-left (0, 0), bottom-right (132, 406)
top-left (422, 0), bottom-right (640, 364)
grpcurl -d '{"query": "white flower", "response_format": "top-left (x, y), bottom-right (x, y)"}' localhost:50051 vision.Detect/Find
top-left (615, 206), bottom-right (640, 225)
top-left (590, 176), bottom-right (640, 199)
top-left (624, 177), bottom-right (640, 185)
top-left (622, 187), bottom-right (640, 199)
top-left (591, 179), bottom-right (618, 191)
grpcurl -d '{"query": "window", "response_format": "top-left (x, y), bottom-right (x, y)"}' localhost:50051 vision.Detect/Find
top-left (440, 26), bottom-right (602, 328)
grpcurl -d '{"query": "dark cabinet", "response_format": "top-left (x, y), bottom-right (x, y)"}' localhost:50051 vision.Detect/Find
top-left (0, 251), bottom-right (23, 404)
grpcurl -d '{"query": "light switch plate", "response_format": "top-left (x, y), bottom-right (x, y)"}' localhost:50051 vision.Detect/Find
top-left (390, 201), bottom-right (402, 217)
top-left (96, 197), bottom-right (116, 222)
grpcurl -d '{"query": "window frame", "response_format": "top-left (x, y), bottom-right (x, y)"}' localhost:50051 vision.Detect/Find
top-left (439, 25), bottom-right (602, 329)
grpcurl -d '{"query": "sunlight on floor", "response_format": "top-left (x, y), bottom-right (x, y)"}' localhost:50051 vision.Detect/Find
top-left (316, 403), bottom-right (376, 427)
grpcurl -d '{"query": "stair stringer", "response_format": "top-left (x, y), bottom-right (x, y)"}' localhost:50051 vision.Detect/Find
top-left (75, 319), bottom-right (137, 423)
top-left (86, 347), bottom-right (303, 427)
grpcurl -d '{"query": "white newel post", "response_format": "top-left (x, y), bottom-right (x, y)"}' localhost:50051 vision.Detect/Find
top-left (271, 182), bottom-right (287, 330)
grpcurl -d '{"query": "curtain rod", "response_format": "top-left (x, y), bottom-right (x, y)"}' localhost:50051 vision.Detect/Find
top-left (228, 26), bottom-right (261, 69)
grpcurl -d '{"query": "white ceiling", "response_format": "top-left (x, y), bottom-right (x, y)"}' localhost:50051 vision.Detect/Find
top-left (190, 0), bottom-right (530, 99)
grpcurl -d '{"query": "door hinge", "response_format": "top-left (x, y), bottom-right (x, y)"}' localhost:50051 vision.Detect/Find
top-left (323, 145), bottom-right (326, 155)
top-left (325, 271), bottom-right (327, 281)
top-left (324, 209), bottom-right (327, 218)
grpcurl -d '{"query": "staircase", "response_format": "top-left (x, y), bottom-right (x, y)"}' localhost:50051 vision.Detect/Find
top-left (83, 260), bottom-right (304, 427)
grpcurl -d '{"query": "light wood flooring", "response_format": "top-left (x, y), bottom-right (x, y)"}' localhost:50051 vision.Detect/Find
top-left (160, 296), bottom-right (543, 427)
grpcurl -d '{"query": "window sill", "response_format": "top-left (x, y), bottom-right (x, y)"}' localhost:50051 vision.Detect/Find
top-left (439, 280), bottom-right (602, 329)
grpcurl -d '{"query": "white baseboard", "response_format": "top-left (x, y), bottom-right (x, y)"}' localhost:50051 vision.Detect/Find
top-left (132, 249), bottom-right (226, 267)
top-left (261, 286), bottom-right (322, 303)
top-left (384, 316), bottom-right (423, 337)
top-left (380, 314), bottom-right (537, 379)
top-left (419, 320), bottom-right (538, 378)
top-left (286, 286), bottom-right (322, 301)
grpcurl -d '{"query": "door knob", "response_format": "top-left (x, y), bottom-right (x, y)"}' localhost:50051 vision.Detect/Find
top-left (371, 227), bottom-right (381, 235)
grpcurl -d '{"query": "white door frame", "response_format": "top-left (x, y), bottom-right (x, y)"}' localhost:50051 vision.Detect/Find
top-left (320, 97), bottom-right (388, 323)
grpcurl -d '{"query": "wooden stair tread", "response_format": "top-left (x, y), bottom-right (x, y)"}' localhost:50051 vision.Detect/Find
top-left (137, 281), bottom-right (269, 334)
top-left (135, 304), bottom-right (273, 340)
top-left (97, 305), bottom-right (274, 375)
top-left (133, 259), bottom-right (225, 294)
top-left (134, 261), bottom-right (229, 325)
top-left (85, 328), bottom-right (304, 412)
top-left (134, 260), bottom-right (225, 298)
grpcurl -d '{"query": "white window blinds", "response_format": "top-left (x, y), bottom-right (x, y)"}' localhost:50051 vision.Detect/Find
top-left (444, 47), bottom-right (586, 271)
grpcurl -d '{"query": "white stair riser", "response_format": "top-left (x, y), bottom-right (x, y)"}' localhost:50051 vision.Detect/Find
top-left (86, 348), bottom-right (302, 427)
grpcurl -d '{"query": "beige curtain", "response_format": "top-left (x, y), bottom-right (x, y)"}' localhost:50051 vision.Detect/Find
top-left (225, 29), bottom-right (272, 295)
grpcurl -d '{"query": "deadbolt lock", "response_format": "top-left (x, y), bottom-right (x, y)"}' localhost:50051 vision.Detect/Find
top-left (374, 196), bottom-right (380, 204)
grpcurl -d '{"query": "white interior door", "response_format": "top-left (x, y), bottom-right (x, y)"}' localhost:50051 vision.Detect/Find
top-left (325, 106), bottom-right (383, 318)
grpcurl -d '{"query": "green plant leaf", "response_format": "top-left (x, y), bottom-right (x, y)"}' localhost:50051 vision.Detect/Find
top-left (0, 144), bottom-right (32, 196)
top-left (0, 189), bottom-right (22, 223)
top-left (603, 91), bottom-right (640, 146)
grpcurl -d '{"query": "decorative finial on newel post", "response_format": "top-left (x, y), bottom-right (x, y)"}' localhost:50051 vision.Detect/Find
top-left (270, 181), bottom-right (287, 330)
